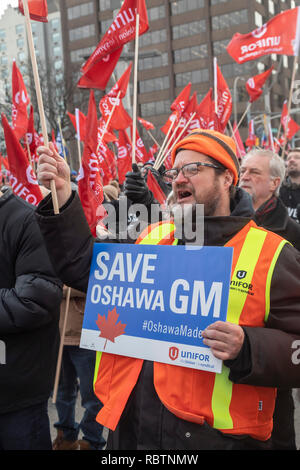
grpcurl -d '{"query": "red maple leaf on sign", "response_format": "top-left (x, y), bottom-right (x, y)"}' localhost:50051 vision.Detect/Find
top-left (95, 307), bottom-right (126, 350)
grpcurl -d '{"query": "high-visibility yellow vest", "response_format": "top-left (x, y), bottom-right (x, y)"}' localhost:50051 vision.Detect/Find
top-left (93, 219), bottom-right (287, 440)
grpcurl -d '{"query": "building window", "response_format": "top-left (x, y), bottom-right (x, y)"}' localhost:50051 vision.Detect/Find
top-left (0, 56), bottom-right (7, 65)
top-left (51, 18), bottom-right (60, 30)
top-left (15, 24), bottom-right (24, 35)
top-left (174, 44), bottom-right (208, 63)
top-left (138, 52), bottom-right (168, 70)
top-left (17, 37), bottom-right (25, 48)
top-left (171, 0), bottom-right (204, 15)
top-left (213, 39), bottom-right (230, 55)
top-left (139, 29), bottom-right (167, 47)
top-left (148, 5), bottom-right (166, 21)
top-left (0, 43), bottom-right (6, 52)
top-left (140, 100), bottom-right (171, 117)
top-left (175, 69), bottom-right (209, 87)
top-left (99, 0), bottom-right (111, 11)
top-left (54, 59), bottom-right (63, 70)
top-left (172, 20), bottom-right (206, 40)
top-left (69, 24), bottom-right (95, 41)
top-left (212, 10), bottom-right (248, 30)
top-left (18, 51), bottom-right (26, 63)
top-left (67, 2), bottom-right (94, 20)
top-left (53, 46), bottom-right (62, 57)
top-left (70, 46), bottom-right (94, 63)
top-left (140, 76), bottom-right (170, 94)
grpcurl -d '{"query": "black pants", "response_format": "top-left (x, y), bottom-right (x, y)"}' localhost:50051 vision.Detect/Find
top-left (107, 362), bottom-right (272, 451)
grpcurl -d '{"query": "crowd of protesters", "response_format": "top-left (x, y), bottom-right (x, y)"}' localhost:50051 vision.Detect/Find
top-left (1, 131), bottom-right (300, 451)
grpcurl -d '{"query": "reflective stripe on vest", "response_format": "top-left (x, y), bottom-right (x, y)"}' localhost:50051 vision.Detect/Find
top-left (211, 227), bottom-right (266, 429)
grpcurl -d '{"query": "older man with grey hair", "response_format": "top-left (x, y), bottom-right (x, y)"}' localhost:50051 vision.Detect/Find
top-left (239, 148), bottom-right (300, 451)
top-left (239, 149), bottom-right (300, 249)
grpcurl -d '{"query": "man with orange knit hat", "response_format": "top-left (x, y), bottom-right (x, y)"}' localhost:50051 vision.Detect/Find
top-left (35, 129), bottom-right (300, 450)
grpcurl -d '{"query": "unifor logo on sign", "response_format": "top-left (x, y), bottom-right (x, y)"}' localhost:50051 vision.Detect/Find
top-left (169, 346), bottom-right (179, 361)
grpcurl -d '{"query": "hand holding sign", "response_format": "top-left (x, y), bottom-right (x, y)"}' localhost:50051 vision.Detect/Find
top-left (202, 321), bottom-right (245, 361)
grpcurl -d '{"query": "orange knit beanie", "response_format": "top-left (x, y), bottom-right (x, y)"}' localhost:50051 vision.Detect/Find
top-left (171, 129), bottom-right (240, 185)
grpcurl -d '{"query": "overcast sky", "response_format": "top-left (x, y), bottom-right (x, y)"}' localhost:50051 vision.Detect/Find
top-left (0, 0), bottom-right (18, 18)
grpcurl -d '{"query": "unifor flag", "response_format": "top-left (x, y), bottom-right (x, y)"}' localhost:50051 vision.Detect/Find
top-left (1, 113), bottom-right (43, 206)
top-left (227, 7), bottom-right (300, 64)
top-left (280, 100), bottom-right (300, 140)
top-left (18, 0), bottom-right (48, 22)
top-left (12, 60), bottom-right (30, 140)
top-left (115, 129), bottom-right (132, 185)
top-left (138, 116), bottom-right (155, 131)
top-left (78, 0), bottom-right (148, 89)
top-left (77, 91), bottom-right (104, 236)
top-left (215, 62), bottom-right (232, 132)
top-left (25, 105), bottom-right (41, 160)
top-left (245, 66), bottom-right (274, 103)
top-left (161, 83), bottom-right (191, 135)
top-left (195, 88), bottom-right (216, 130)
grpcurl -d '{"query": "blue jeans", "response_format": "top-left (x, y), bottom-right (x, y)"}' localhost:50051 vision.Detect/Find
top-left (0, 401), bottom-right (52, 450)
top-left (54, 346), bottom-right (105, 450)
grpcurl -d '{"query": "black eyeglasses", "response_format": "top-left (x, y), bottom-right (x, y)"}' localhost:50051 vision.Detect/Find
top-left (163, 162), bottom-right (223, 183)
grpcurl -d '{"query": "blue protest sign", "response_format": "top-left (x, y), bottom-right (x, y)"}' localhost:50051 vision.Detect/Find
top-left (80, 243), bottom-right (233, 373)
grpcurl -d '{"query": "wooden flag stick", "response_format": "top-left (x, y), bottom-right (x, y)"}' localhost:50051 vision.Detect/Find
top-left (96, 90), bottom-right (121, 154)
top-left (281, 55), bottom-right (298, 159)
top-left (231, 102), bottom-right (251, 137)
top-left (75, 108), bottom-right (82, 167)
top-left (52, 286), bottom-right (71, 404)
top-left (131, 13), bottom-right (140, 164)
top-left (23, 0), bottom-right (59, 213)
top-left (153, 117), bottom-right (177, 170)
top-left (147, 129), bottom-right (161, 149)
top-left (156, 112), bottom-right (196, 170)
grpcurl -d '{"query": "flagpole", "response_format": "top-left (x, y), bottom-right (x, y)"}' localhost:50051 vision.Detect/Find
top-left (58, 117), bottom-right (68, 162)
top-left (96, 90), bottom-right (121, 154)
top-left (153, 117), bottom-right (176, 170)
top-left (281, 55), bottom-right (298, 158)
top-left (155, 112), bottom-right (196, 170)
top-left (75, 108), bottom-right (82, 167)
top-left (231, 102), bottom-right (251, 137)
top-left (214, 57), bottom-right (218, 114)
top-left (23, 0), bottom-right (59, 214)
top-left (131, 13), bottom-right (140, 165)
top-left (52, 286), bottom-right (71, 404)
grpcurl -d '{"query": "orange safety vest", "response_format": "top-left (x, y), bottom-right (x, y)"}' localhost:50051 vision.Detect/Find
top-left (93, 220), bottom-right (287, 440)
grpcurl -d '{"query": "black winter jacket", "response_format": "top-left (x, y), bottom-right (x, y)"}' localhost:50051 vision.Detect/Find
top-left (0, 189), bottom-right (62, 414)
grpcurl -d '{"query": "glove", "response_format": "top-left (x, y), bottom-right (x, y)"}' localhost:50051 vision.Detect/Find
top-left (124, 163), bottom-right (154, 205)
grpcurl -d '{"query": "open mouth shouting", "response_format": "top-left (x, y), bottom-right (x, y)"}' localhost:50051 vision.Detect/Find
top-left (176, 188), bottom-right (194, 203)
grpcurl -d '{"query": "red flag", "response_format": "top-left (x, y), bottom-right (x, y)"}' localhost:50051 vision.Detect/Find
top-left (11, 60), bottom-right (30, 140)
top-left (215, 63), bottom-right (232, 132)
top-left (246, 66), bottom-right (273, 103)
top-left (98, 119), bottom-right (117, 143)
top-left (131, 127), bottom-right (148, 164)
top-left (78, 0), bottom-right (148, 89)
top-left (160, 83), bottom-right (192, 135)
top-left (1, 113), bottom-right (43, 206)
top-left (227, 7), bottom-right (300, 64)
top-left (25, 105), bottom-right (41, 158)
top-left (138, 116), bottom-right (155, 130)
top-left (77, 91), bottom-right (104, 236)
top-left (195, 89), bottom-right (216, 130)
top-left (107, 62), bottom-right (133, 99)
top-left (116, 129), bottom-right (132, 185)
top-left (77, 47), bottom-right (123, 90)
top-left (81, 0), bottom-right (148, 76)
top-left (99, 94), bottom-right (132, 131)
top-left (67, 109), bottom-right (86, 142)
top-left (18, 0), bottom-right (48, 22)
top-left (146, 171), bottom-right (166, 205)
top-left (280, 100), bottom-right (300, 140)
